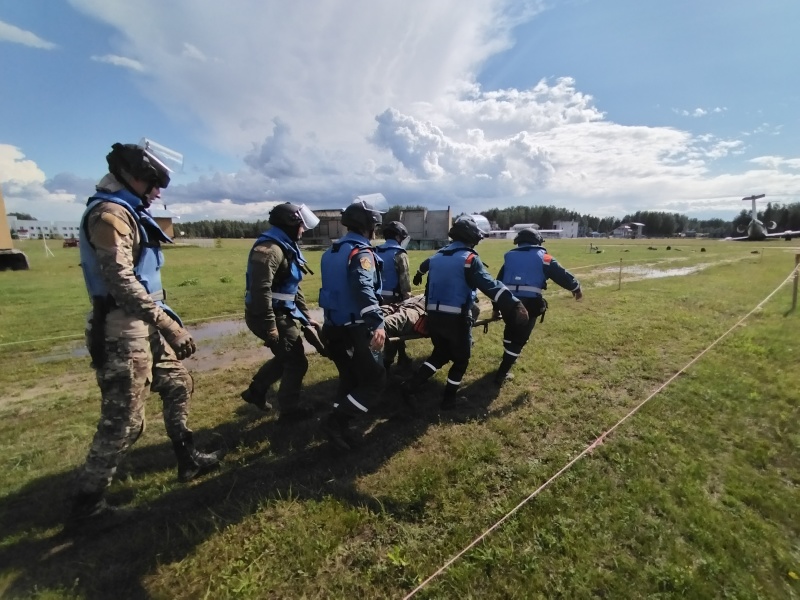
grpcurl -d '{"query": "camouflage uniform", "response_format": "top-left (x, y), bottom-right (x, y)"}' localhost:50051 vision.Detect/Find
top-left (74, 174), bottom-right (197, 497)
top-left (382, 294), bottom-right (426, 338)
top-left (243, 241), bottom-right (311, 413)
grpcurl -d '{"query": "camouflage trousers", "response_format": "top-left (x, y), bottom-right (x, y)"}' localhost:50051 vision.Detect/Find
top-left (74, 329), bottom-right (194, 495)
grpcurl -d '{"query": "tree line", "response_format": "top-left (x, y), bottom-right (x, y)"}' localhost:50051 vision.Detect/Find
top-left (14, 201), bottom-right (800, 240)
top-left (482, 202), bottom-right (800, 238)
top-left (172, 202), bottom-right (800, 239)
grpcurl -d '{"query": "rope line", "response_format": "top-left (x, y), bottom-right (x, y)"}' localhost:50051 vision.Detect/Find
top-left (402, 263), bottom-right (799, 599)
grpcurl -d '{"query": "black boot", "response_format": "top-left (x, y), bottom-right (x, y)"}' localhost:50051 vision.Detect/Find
top-left (69, 491), bottom-right (111, 521)
top-left (493, 370), bottom-right (514, 386)
top-left (172, 433), bottom-right (224, 483)
top-left (66, 491), bottom-right (136, 531)
top-left (240, 388), bottom-right (273, 412)
top-left (319, 412), bottom-right (360, 451)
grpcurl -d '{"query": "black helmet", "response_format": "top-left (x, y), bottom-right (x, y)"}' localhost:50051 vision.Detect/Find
top-left (448, 215), bottom-right (484, 246)
top-left (341, 199), bottom-right (383, 232)
top-left (382, 220), bottom-right (409, 240)
top-left (106, 143), bottom-right (170, 189)
top-left (513, 227), bottom-right (544, 246)
top-left (269, 202), bottom-right (304, 228)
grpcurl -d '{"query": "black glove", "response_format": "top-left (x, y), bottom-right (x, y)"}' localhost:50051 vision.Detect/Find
top-left (412, 271), bottom-right (423, 286)
top-left (303, 325), bottom-right (328, 357)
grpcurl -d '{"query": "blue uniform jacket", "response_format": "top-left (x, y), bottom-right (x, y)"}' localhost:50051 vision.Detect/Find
top-left (497, 244), bottom-right (580, 296)
top-left (319, 232), bottom-right (384, 330)
top-left (79, 189), bottom-right (182, 324)
top-left (245, 227), bottom-right (309, 324)
top-left (420, 241), bottom-right (518, 316)
top-left (375, 239), bottom-right (406, 301)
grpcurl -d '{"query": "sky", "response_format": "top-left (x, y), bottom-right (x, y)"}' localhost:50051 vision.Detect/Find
top-left (1, 0), bottom-right (799, 223)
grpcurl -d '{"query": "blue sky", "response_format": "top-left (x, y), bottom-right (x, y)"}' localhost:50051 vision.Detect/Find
top-left (1, 0), bottom-right (798, 222)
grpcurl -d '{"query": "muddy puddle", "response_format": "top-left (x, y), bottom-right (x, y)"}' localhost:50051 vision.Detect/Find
top-left (592, 263), bottom-right (710, 281)
top-left (35, 308), bottom-right (327, 373)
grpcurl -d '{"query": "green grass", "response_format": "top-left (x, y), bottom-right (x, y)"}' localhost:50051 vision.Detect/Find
top-left (0, 237), bottom-right (799, 598)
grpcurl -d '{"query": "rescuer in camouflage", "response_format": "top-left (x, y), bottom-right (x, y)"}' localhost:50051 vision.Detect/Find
top-left (70, 141), bottom-right (222, 526)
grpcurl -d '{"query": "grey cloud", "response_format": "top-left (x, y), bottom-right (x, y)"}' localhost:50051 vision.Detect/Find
top-left (45, 172), bottom-right (97, 202)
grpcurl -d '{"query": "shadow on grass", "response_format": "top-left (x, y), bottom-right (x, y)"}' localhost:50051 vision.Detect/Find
top-left (0, 366), bottom-right (532, 599)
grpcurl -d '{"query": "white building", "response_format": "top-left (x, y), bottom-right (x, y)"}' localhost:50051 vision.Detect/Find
top-left (9, 217), bottom-right (81, 240)
top-left (553, 220), bottom-right (579, 238)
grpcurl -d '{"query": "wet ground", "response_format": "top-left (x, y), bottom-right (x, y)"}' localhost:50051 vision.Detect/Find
top-left (36, 308), bottom-right (328, 373)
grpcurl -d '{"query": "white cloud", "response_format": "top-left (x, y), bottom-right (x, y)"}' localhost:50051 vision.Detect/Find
top-left (181, 42), bottom-right (208, 62)
top-left (0, 19), bottom-right (57, 49)
top-left (40, 1), bottom-right (800, 219)
top-left (0, 145), bottom-right (88, 221)
top-left (90, 53), bottom-right (145, 72)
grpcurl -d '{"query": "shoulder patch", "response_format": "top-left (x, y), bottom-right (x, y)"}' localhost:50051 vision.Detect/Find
top-left (360, 256), bottom-right (373, 271)
top-left (98, 211), bottom-right (132, 237)
top-left (542, 253), bottom-right (553, 265)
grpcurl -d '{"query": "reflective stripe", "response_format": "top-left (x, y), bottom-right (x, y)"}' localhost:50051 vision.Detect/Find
top-left (380, 290), bottom-right (396, 297)
top-left (149, 290), bottom-right (165, 301)
top-left (493, 287), bottom-right (508, 302)
top-left (509, 285), bottom-right (542, 294)
top-left (346, 394), bottom-right (368, 412)
top-left (271, 292), bottom-right (295, 301)
top-left (503, 348), bottom-right (520, 357)
top-left (426, 303), bottom-right (462, 314)
top-left (446, 378), bottom-right (461, 386)
top-left (341, 319), bottom-right (365, 326)
top-left (360, 304), bottom-right (380, 316)
top-left (422, 361), bottom-right (437, 372)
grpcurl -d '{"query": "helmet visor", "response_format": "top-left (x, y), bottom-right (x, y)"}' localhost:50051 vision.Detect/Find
top-left (139, 138), bottom-right (184, 174)
top-left (352, 193), bottom-right (389, 214)
top-left (297, 204), bottom-right (320, 229)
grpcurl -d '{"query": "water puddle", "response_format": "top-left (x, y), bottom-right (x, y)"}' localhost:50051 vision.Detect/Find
top-left (35, 308), bottom-right (327, 373)
top-left (594, 263), bottom-right (710, 280)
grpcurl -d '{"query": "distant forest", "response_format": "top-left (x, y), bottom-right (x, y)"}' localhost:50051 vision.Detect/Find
top-left (483, 202), bottom-right (800, 238)
top-left (159, 201), bottom-right (800, 239)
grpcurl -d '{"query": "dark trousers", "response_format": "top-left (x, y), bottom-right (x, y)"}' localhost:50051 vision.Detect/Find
top-left (324, 323), bottom-right (387, 417)
top-left (246, 312), bottom-right (308, 410)
top-left (410, 312), bottom-right (472, 399)
top-left (498, 296), bottom-right (544, 375)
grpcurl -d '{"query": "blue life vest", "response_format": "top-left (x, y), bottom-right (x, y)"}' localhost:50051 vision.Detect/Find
top-left (319, 232), bottom-right (383, 326)
top-left (245, 227), bottom-right (308, 324)
top-left (375, 240), bottom-right (406, 301)
top-left (501, 245), bottom-right (547, 298)
top-left (79, 189), bottom-right (182, 324)
top-left (425, 241), bottom-right (477, 315)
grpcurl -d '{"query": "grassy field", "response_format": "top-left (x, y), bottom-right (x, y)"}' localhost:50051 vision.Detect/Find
top-left (0, 237), bottom-right (799, 598)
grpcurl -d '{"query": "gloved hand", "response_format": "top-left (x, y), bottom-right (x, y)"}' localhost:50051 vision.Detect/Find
top-left (162, 322), bottom-right (197, 360)
top-left (265, 327), bottom-right (280, 350)
top-left (412, 271), bottom-right (423, 286)
top-left (491, 307), bottom-right (501, 321)
top-left (573, 288), bottom-right (583, 301)
top-left (302, 324), bottom-right (328, 357)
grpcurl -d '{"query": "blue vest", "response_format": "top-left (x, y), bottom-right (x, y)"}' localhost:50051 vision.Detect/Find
top-left (375, 240), bottom-right (406, 301)
top-left (79, 189), bottom-right (182, 324)
top-left (319, 232), bottom-right (382, 326)
top-left (425, 242), bottom-right (477, 315)
top-left (501, 245), bottom-right (547, 298)
top-left (245, 227), bottom-right (308, 323)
